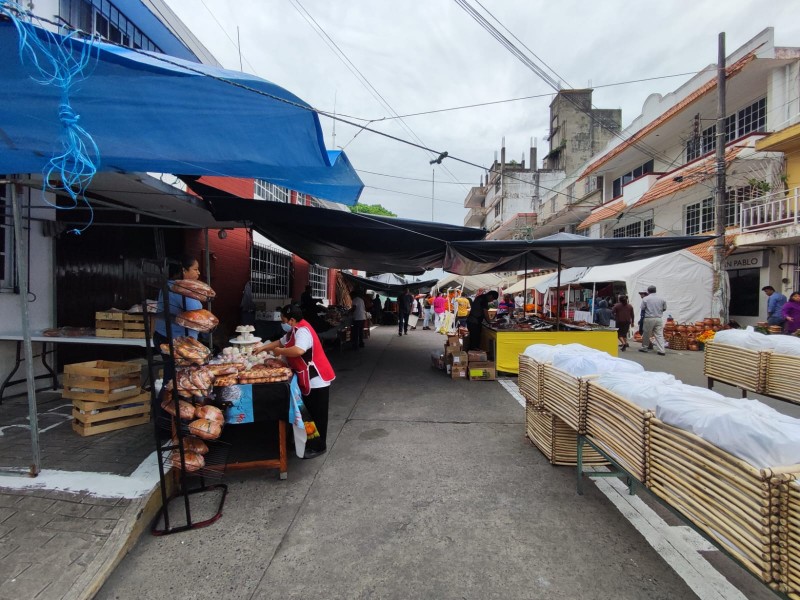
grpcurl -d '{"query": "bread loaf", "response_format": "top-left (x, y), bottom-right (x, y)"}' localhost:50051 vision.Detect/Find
top-left (160, 395), bottom-right (196, 421)
top-left (169, 450), bottom-right (205, 472)
top-left (194, 404), bottom-right (224, 425)
top-left (175, 309), bottom-right (219, 333)
top-left (188, 418), bottom-right (222, 440)
top-left (181, 436), bottom-right (209, 455)
top-left (170, 280), bottom-right (216, 302)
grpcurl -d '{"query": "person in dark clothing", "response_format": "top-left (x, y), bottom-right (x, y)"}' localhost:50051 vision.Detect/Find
top-left (371, 295), bottom-right (383, 325)
top-left (593, 300), bottom-right (613, 327)
top-left (612, 295), bottom-right (635, 351)
top-left (466, 290), bottom-right (498, 351)
top-left (397, 288), bottom-right (413, 336)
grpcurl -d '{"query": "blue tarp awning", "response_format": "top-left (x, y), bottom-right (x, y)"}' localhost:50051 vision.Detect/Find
top-left (0, 19), bottom-right (363, 205)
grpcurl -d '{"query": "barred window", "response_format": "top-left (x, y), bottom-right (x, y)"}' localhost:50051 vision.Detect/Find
top-left (612, 219), bottom-right (653, 238)
top-left (250, 243), bottom-right (290, 299)
top-left (308, 264), bottom-right (328, 300)
top-left (254, 179), bottom-right (290, 203)
top-left (59, 0), bottom-right (161, 52)
top-left (684, 198), bottom-right (716, 235)
top-left (685, 99), bottom-right (765, 162)
top-left (739, 98), bottom-right (767, 137)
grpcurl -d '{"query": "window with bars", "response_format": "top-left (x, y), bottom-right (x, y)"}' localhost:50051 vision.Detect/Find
top-left (494, 201), bottom-right (501, 218)
top-left (611, 160), bottom-right (654, 198)
top-left (684, 187), bottom-right (754, 234)
top-left (59, 0), bottom-right (162, 52)
top-left (308, 264), bottom-right (328, 300)
top-left (612, 218), bottom-right (653, 238)
top-left (250, 243), bottom-right (290, 299)
top-left (685, 99), bottom-right (766, 162)
top-left (254, 179), bottom-right (290, 203)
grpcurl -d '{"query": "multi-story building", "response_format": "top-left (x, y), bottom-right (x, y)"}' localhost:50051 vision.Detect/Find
top-left (564, 28), bottom-right (799, 326)
top-left (464, 90), bottom-right (621, 240)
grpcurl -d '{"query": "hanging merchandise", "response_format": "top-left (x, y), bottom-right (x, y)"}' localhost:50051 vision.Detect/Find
top-left (288, 375), bottom-right (320, 459)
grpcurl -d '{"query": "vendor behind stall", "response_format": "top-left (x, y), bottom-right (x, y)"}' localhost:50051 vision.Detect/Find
top-left (153, 255), bottom-right (202, 383)
top-left (261, 304), bottom-right (335, 459)
top-left (466, 290), bottom-right (498, 351)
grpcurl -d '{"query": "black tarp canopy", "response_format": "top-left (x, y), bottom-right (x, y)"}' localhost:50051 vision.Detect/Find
top-left (341, 272), bottom-right (438, 295)
top-left (443, 232), bottom-right (716, 275)
top-left (190, 180), bottom-right (486, 275)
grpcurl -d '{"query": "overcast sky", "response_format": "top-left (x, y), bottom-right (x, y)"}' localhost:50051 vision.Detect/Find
top-left (165, 0), bottom-right (800, 226)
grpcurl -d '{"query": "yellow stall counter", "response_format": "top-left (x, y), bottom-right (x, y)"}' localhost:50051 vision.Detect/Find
top-left (480, 326), bottom-right (619, 375)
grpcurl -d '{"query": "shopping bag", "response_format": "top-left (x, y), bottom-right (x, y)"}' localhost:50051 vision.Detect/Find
top-left (408, 314), bottom-right (419, 328)
top-left (288, 375), bottom-right (320, 458)
top-left (220, 384), bottom-right (254, 424)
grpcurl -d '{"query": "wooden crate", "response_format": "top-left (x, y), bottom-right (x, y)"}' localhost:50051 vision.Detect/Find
top-left (541, 364), bottom-right (593, 433)
top-left (62, 360), bottom-right (141, 402)
top-left (704, 341), bottom-right (770, 394)
top-left (647, 418), bottom-right (799, 586)
top-left (518, 354), bottom-right (545, 408)
top-left (765, 353), bottom-right (800, 405)
top-left (72, 392), bottom-right (150, 436)
top-left (585, 381), bottom-right (653, 482)
top-left (95, 311), bottom-right (125, 338)
top-left (525, 403), bottom-right (607, 467)
top-left (122, 313), bottom-right (153, 339)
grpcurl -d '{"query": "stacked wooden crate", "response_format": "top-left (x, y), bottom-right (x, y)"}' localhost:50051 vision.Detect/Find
top-left (63, 360), bottom-right (149, 436)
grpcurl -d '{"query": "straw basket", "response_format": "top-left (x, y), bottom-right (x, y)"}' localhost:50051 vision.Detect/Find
top-left (668, 333), bottom-right (687, 351)
top-left (704, 341), bottom-right (770, 394)
top-left (585, 381), bottom-right (653, 482)
top-left (526, 404), bottom-right (607, 467)
top-left (518, 354), bottom-right (545, 408)
top-left (765, 353), bottom-right (800, 405)
top-left (647, 418), bottom-right (798, 585)
top-left (541, 364), bottom-right (593, 433)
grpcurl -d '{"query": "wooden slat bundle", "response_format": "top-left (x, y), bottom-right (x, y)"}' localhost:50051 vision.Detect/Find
top-left (771, 476), bottom-right (800, 596)
top-left (704, 341), bottom-right (770, 393)
top-left (541, 364), bottom-right (593, 433)
top-left (585, 381), bottom-right (653, 482)
top-left (647, 418), bottom-right (800, 585)
top-left (525, 402), bottom-right (607, 467)
top-left (518, 354), bottom-right (545, 408)
top-left (765, 353), bottom-right (800, 405)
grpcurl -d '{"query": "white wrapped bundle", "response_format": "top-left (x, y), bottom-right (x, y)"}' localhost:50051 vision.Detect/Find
top-left (551, 353), bottom-right (644, 377)
top-left (658, 394), bottom-right (800, 468)
top-left (521, 343), bottom-right (600, 363)
top-left (762, 334), bottom-right (800, 356)
top-left (712, 328), bottom-right (771, 350)
top-left (594, 371), bottom-right (682, 411)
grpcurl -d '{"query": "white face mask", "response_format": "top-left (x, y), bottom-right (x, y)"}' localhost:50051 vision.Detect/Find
top-left (281, 322), bottom-right (293, 333)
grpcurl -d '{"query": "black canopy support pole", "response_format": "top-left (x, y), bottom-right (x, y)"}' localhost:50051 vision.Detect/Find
top-left (556, 248), bottom-right (562, 328)
top-left (204, 228), bottom-right (213, 350)
top-left (524, 254), bottom-right (528, 315)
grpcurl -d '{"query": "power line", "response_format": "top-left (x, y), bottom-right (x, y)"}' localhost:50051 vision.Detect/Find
top-left (365, 185), bottom-right (465, 204)
top-left (357, 169), bottom-right (475, 185)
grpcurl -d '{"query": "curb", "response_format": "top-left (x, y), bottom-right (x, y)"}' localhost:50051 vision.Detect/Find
top-left (64, 477), bottom-right (169, 600)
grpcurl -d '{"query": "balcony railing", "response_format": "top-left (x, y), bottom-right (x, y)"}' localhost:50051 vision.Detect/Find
top-left (740, 188), bottom-right (799, 232)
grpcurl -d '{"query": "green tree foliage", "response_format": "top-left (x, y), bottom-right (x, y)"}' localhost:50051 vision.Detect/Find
top-left (349, 203), bottom-right (397, 217)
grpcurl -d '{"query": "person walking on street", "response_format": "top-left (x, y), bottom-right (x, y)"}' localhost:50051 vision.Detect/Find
top-left (433, 292), bottom-right (446, 330)
top-left (422, 293), bottom-right (433, 330)
top-left (593, 299), bottom-right (613, 327)
top-left (466, 290), bottom-right (498, 351)
top-left (397, 288), bottom-right (413, 336)
top-left (782, 291), bottom-right (800, 334)
top-left (639, 285), bottom-right (667, 355)
top-left (763, 285), bottom-right (788, 327)
top-left (456, 292), bottom-right (471, 328)
top-left (351, 291), bottom-right (367, 350)
top-left (371, 294), bottom-right (383, 326)
top-left (410, 294), bottom-right (421, 330)
top-left (612, 295), bottom-right (635, 351)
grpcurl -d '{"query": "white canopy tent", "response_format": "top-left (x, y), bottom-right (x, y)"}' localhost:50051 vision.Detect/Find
top-left (435, 272), bottom-right (513, 294)
top-left (535, 251), bottom-right (717, 323)
top-left (504, 273), bottom-right (556, 295)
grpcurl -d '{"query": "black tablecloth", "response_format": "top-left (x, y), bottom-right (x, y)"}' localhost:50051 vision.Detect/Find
top-left (215, 381), bottom-right (290, 423)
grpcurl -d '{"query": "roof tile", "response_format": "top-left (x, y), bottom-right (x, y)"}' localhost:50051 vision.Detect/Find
top-left (576, 200), bottom-right (624, 231)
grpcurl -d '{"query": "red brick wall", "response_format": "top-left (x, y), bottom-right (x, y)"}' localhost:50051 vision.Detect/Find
top-left (185, 228), bottom-right (251, 342)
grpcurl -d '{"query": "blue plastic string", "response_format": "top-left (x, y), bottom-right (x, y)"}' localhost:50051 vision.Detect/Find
top-left (1, 1), bottom-right (100, 234)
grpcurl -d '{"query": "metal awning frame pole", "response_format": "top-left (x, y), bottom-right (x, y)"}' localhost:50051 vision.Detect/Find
top-left (556, 248), bottom-right (562, 328)
top-left (590, 282), bottom-right (596, 324)
top-left (204, 229), bottom-right (212, 349)
top-left (523, 254), bottom-right (528, 315)
top-left (10, 180), bottom-right (40, 476)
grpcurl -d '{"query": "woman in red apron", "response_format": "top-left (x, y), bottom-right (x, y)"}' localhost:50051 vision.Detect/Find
top-left (263, 305), bottom-right (335, 459)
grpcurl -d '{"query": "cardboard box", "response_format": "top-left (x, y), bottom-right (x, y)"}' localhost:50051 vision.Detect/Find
top-left (444, 343), bottom-right (460, 357)
top-left (430, 351), bottom-right (445, 371)
top-left (451, 365), bottom-right (468, 379)
top-left (446, 334), bottom-right (461, 347)
top-left (447, 351), bottom-right (468, 366)
top-left (468, 361), bottom-right (496, 381)
top-left (467, 350), bottom-right (488, 363)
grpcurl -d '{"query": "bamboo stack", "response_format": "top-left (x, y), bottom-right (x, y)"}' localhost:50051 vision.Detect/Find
top-left (526, 403), bottom-right (607, 466)
top-left (765, 353), bottom-right (800, 405)
top-left (703, 341), bottom-right (770, 394)
top-left (647, 418), bottom-right (799, 585)
top-left (518, 354), bottom-right (545, 408)
top-left (771, 475), bottom-right (800, 596)
top-left (541, 364), bottom-right (593, 433)
top-left (585, 381), bottom-right (653, 482)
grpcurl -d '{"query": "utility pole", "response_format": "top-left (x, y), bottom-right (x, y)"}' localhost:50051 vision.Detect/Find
top-left (713, 32), bottom-right (728, 322)
top-left (431, 168), bottom-right (435, 221)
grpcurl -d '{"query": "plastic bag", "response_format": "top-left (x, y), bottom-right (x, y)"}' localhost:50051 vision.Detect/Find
top-left (288, 375), bottom-right (320, 458)
top-left (594, 371), bottom-right (681, 411)
top-left (551, 353), bottom-right (644, 377)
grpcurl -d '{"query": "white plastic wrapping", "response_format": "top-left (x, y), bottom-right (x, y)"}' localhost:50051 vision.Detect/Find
top-left (551, 353), bottom-right (644, 377)
top-left (521, 343), bottom-right (600, 363)
top-left (593, 371), bottom-right (682, 411)
top-left (763, 335), bottom-right (800, 356)
top-left (712, 328), bottom-right (772, 350)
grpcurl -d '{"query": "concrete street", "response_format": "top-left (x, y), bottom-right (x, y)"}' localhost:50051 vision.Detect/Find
top-left (94, 326), bottom-right (790, 600)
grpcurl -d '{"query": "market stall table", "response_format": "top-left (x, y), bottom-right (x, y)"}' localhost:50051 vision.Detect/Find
top-left (0, 332), bottom-right (147, 402)
top-left (479, 324), bottom-right (619, 375)
top-left (217, 381), bottom-right (291, 479)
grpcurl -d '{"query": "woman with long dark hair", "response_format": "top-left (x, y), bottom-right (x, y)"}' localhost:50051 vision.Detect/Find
top-left (612, 295), bottom-right (635, 351)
